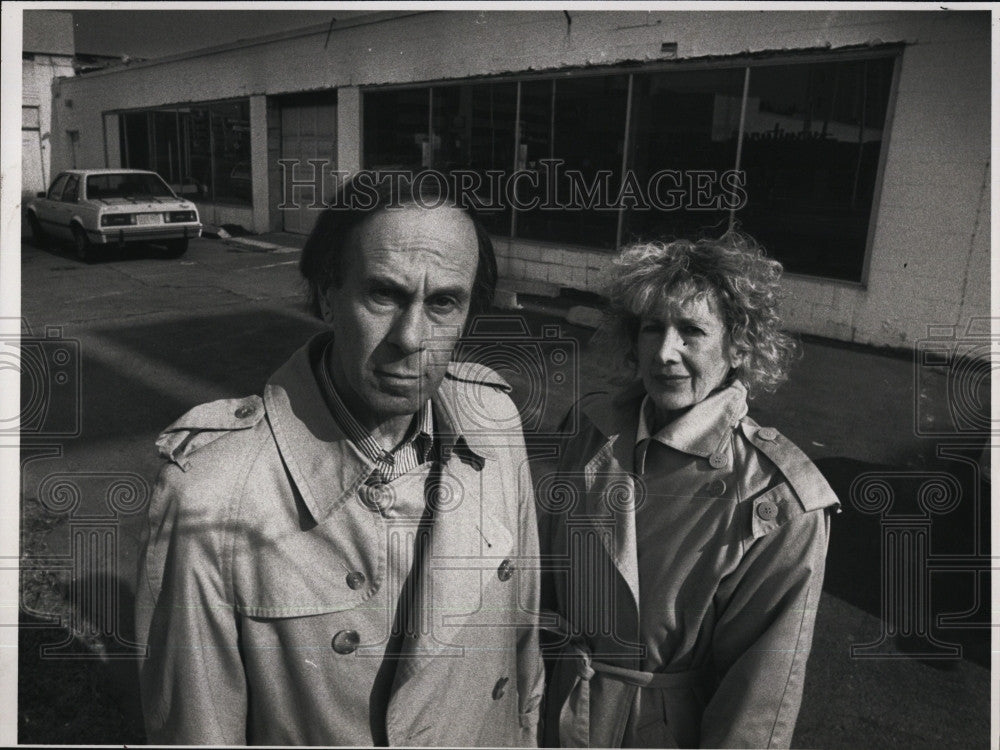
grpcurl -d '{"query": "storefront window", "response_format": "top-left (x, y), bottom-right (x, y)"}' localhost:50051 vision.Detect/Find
top-left (178, 107), bottom-right (212, 200)
top-left (120, 112), bottom-right (151, 174)
top-left (211, 101), bottom-right (252, 204)
top-left (119, 98), bottom-right (252, 206)
top-left (515, 75), bottom-right (629, 249)
top-left (737, 57), bottom-right (895, 281)
top-left (151, 110), bottom-right (181, 185)
top-left (363, 88), bottom-right (430, 168)
top-left (624, 68), bottom-right (745, 245)
top-left (357, 50), bottom-right (897, 281)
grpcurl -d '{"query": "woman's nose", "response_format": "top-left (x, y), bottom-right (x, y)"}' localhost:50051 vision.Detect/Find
top-left (656, 328), bottom-right (684, 362)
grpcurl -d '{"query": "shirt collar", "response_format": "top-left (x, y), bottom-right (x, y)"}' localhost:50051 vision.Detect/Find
top-left (263, 333), bottom-right (488, 523)
top-left (634, 380), bottom-right (749, 459)
top-left (315, 338), bottom-right (433, 464)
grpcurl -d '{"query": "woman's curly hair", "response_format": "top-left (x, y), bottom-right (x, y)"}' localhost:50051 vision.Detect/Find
top-left (599, 231), bottom-right (799, 397)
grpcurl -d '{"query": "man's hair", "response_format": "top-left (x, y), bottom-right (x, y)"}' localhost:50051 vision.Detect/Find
top-left (598, 231), bottom-right (799, 397)
top-left (299, 173), bottom-right (498, 323)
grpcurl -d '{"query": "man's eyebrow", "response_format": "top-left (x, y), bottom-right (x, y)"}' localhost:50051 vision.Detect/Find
top-left (366, 274), bottom-right (407, 291)
top-left (424, 284), bottom-right (471, 304)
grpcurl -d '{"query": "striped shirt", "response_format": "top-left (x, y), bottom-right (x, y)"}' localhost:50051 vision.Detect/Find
top-left (316, 341), bottom-right (434, 486)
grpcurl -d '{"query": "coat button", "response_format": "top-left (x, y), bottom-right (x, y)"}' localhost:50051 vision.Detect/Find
top-left (492, 676), bottom-right (509, 700)
top-left (757, 427), bottom-right (778, 441)
top-left (234, 404), bottom-right (255, 419)
top-left (757, 500), bottom-right (779, 521)
top-left (707, 478), bottom-right (727, 497)
top-left (331, 630), bottom-right (360, 654)
top-left (346, 571), bottom-right (366, 590)
top-left (709, 452), bottom-right (726, 469)
top-left (497, 559), bottom-right (514, 582)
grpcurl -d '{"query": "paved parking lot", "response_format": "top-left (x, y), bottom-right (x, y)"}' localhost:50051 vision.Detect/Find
top-left (15, 234), bottom-right (992, 747)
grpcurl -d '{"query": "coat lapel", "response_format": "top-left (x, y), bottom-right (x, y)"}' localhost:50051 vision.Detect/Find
top-left (580, 383), bottom-right (646, 629)
top-left (385, 455), bottom-right (516, 742)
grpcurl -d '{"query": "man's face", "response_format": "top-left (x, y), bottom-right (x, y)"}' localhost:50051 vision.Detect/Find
top-left (320, 205), bottom-right (479, 430)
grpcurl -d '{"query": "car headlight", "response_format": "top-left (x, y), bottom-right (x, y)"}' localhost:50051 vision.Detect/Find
top-left (101, 214), bottom-right (136, 226)
top-left (167, 210), bottom-right (197, 223)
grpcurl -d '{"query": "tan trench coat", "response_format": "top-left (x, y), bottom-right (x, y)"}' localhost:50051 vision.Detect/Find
top-left (540, 381), bottom-right (839, 748)
top-left (136, 334), bottom-right (544, 746)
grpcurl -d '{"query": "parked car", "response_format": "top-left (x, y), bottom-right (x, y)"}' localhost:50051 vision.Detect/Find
top-left (26, 169), bottom-right (202, 261)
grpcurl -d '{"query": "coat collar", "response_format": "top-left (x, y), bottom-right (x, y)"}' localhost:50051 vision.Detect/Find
top-left (575, 380), bottom-right (748, 627)
top-left (636, 380), bottom-right (749, 460)
top-left (263, 333), bottom-right (496, 524)
top-left (588, 378), bottom-right (749, 454)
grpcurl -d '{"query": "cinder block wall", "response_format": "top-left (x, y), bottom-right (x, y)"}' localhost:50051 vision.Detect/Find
top-left (49, 10), bottom-right (989, 349)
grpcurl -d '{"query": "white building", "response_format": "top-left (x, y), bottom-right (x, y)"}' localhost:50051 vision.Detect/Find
top-left (22, 10), bottom-right (75, 204)
top-left (47, 10), bottom-right (989, 350)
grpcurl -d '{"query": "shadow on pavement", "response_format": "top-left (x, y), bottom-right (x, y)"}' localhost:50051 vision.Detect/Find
top-left (817, 453), bottom-right (990, 671)
top-left (19, 578), bottom-right (145, 744)
top-left (79, 309), bottom-right (326, 442)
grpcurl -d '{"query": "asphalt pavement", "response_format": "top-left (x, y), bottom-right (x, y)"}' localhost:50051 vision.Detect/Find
top-left (14, 232), bottom-right (993, 747)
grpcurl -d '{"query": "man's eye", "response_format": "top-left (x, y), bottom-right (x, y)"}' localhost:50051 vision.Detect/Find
top-left (682, 325), bottom-right (705, 336)
top-left (369, 288), bottom-right (400, 305)
top-left (640, 322), bottom-right (663, 334)
top-left (427, 296), bottom-right (459, 313)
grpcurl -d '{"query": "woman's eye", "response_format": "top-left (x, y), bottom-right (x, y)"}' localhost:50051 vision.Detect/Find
top-left (640, 322), bottom-right (663, 334)
top-left (682, 325), bottom-right (705, 336)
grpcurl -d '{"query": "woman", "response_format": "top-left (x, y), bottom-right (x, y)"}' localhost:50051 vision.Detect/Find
top-left (540, 232), bottom-right (839, 748)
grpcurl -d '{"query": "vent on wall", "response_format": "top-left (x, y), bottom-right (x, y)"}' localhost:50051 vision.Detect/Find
top-left (660, 42), bottom-right (678, 58)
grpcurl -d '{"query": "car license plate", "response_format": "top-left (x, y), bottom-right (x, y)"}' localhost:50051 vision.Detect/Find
top-left (137, 213), bottom-right (162, 226)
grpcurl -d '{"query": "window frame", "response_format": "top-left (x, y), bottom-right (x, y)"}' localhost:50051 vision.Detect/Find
top-left (360, 44), bottom-right (903, 286)
top-left (60, 175), bottom-right (80, 203)
top-left (46, 173), bottom-right (70, 201)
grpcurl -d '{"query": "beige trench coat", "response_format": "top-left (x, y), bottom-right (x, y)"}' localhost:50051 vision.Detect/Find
top-left (540, 381), bottom-right (839, 748)
top-left (136, 334), bottom-right (544, 746)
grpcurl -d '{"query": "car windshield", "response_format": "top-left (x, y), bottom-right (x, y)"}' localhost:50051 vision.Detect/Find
top-left (86, 173), bottom-right (175, 200)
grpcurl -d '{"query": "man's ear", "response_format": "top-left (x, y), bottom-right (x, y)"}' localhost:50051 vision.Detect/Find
top-left (317, 285), bottom-right (335, 325)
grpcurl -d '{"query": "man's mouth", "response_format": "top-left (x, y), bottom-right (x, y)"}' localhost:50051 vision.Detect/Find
top-left (374, 369), bottom-right (420, 381)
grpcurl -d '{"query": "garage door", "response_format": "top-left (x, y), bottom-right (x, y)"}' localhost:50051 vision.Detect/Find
top-left (280, 94), bottom-right (337, 235)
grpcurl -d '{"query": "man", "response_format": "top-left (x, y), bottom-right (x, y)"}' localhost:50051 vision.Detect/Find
top-left (136, 175), bottom-right (543, 745)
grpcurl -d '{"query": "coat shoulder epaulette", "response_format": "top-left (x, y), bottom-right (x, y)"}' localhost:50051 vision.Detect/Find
top-left (155, 395), bottom-right (266, 471)
top-left (740, 417), bottom-right (840, 513)
top-left (445, 360), bottom-right (512, 393)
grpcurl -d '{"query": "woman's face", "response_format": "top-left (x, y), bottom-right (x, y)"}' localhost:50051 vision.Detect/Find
top-left (636, 287), bottom-right (739, 424)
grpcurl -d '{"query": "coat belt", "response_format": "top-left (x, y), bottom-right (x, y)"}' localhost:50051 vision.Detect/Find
top-left (557, 641), bottom-right (711, 747)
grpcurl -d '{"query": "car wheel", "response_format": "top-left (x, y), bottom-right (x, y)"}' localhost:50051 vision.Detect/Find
top-left (163, 238), bottom-right (189, 258)
top-left (28, 214), bottom-right (47, 249)
top-left (72, 225), bottom-right (95, 263)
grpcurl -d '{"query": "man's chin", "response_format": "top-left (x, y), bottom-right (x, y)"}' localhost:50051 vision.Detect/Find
top-left (362, 385), bottom-right (428, 420)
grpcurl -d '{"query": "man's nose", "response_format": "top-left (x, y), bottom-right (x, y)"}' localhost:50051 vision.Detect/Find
top-left (656, 327), bottom-right (684, 363)
top-left (388, 304), bottom-right (429, 354)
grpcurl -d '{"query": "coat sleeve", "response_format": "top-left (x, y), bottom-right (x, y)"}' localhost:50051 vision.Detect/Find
top-left (701, 486), bottom-right (831, 749)
top-left (135, 461), bottom-right (248, 744)
top-left (514, 432), bottom-right (546, 747)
